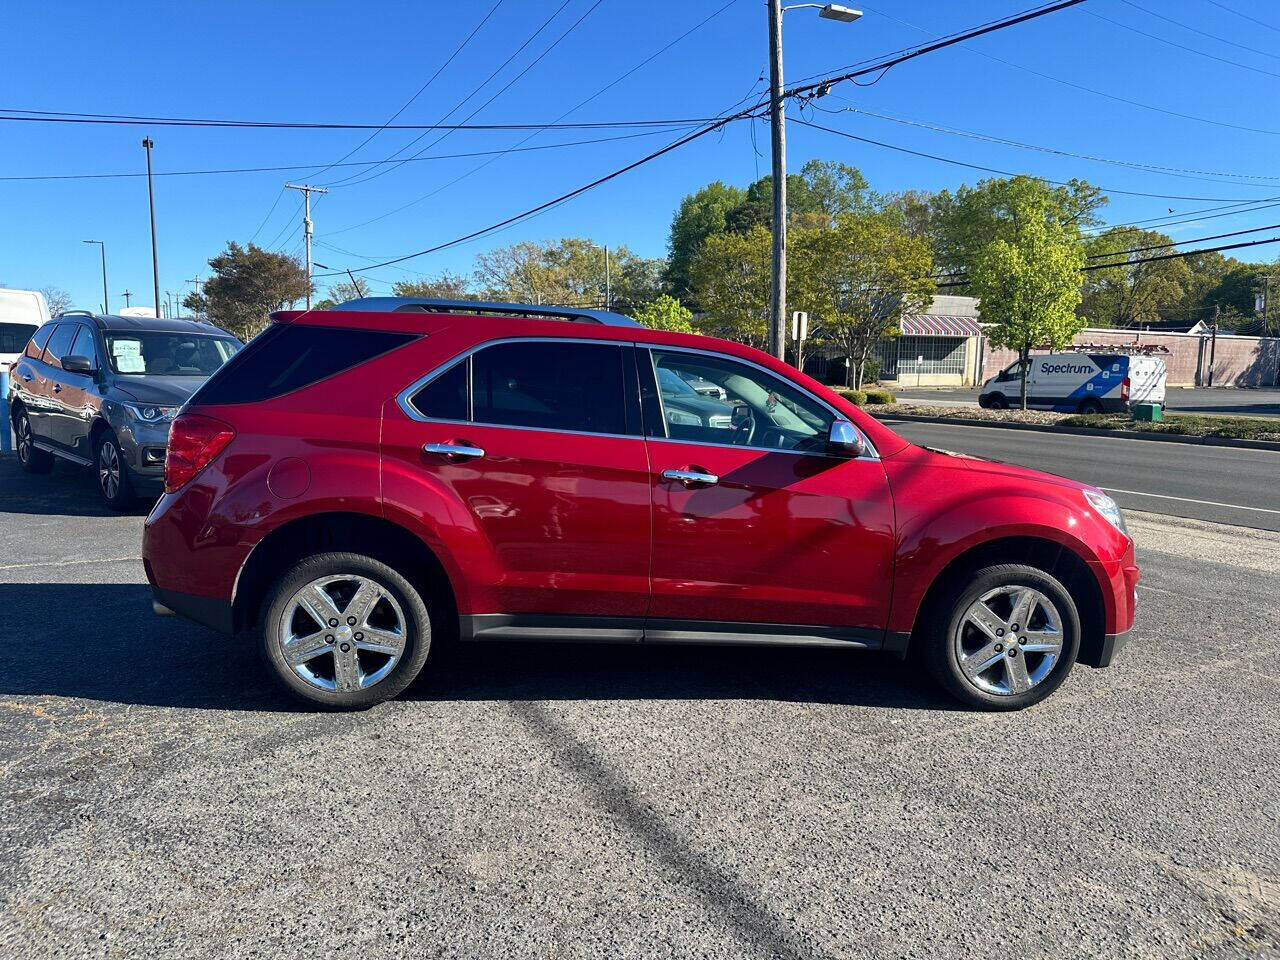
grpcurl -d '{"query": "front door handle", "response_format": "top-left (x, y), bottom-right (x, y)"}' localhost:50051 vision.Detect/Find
top-left (52, 383), bottom-right (62, 393)
top-left (423, 441), bottom-right (485, 460)
top-left (662, 468), bottom-right (719, 487)
top-left (20, 372), bottom-right (33, 382)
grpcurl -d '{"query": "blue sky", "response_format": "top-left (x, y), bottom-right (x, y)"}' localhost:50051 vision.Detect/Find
top-left (4, 0), bottom-right (1279, 313)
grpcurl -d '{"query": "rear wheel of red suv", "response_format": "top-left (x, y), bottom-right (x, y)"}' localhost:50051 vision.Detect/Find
top-left (923, 564), bottom-right (1081, 711)
top-left (262, 552), bottom-right (432, 709)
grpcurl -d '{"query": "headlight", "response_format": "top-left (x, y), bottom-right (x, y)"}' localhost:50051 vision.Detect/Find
top-left (123, 403), bottom-right (179, 423)
top-left (1084, 489), bottom-right (1128, 536)
top-left (666, 409), bottom-right (701, 426)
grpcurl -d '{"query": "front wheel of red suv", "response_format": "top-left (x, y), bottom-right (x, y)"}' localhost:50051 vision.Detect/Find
top-left (922, 563), bottom-right (1081, 711)
top-left (262, 552), bottom-right (432, 709)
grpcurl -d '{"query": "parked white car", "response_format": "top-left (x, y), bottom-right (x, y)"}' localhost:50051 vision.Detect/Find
top-left (0, 289), bottom-right (49, 367)
top-left (979, 352), bottom-right (1167, 413)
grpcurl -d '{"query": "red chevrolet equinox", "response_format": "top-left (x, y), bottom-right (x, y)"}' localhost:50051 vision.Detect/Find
top-left (143, 298), bottom-right (1138, 711)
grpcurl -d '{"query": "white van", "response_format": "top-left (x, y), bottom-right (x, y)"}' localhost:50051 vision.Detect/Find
top-left (979, 352), bottom-right (1167, 413)
top-left (0, 289), bottom-right (50, 367)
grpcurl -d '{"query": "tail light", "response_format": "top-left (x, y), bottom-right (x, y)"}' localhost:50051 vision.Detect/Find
top-left (165, 413), bottom-right (236, 493)
top-left (1121, 376), bottom-right (1131, 402)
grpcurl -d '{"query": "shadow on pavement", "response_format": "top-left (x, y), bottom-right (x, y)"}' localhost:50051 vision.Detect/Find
top-left (0, 582), bottom-right (957, 714)
top-left (0, 456), bottom-right (155, 518)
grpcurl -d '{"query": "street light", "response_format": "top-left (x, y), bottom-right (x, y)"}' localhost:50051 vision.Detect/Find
top-left (82, 240), bottom-right (109, 314)
top-left (767, 1), bottom-right (863, 361)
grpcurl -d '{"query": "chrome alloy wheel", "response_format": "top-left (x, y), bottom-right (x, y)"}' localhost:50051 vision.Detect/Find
top-left (98, 440), bottom-right (121, 500)
top-left (276, 574), bottom-right (408, 693)
top-left (16, 415), bottom-right (33, 463)
top-left (953, 585), bottom-right (1064, 696)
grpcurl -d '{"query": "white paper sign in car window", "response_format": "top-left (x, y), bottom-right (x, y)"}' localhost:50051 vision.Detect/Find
top-left (112, 339), bottom-right (145, 373)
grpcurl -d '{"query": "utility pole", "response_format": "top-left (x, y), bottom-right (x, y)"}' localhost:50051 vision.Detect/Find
top-left (122, 289), bottom-right (133, 308)
top-left (142, 138), bottom-right (161, 318)
top-left (604, 245), bottom-right (611, 310)
top-left (767, 0), bottom-right (788, 362)
top-left (82, 240), bottom-right (109, 314)
top-left (285, 183), bottom-right (329, 309)
top-left (187, 276), bottom-right (202, 314)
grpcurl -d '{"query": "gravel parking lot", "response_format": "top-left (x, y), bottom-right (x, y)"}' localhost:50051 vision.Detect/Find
top-left (2, 456), bottom-right (1278, 959)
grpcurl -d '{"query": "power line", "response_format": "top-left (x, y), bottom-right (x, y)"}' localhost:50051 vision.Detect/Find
top-left (247, 186), bottom-right (287, 245)
top-left (1116, 0), bottom-right (1280, 61)
top-left (827, 100), bottom-right (1280, 185)
top-left (1199, 0), bottom-right (1280, 37)
top-left (316, 0), bottom-right (1089, 277)
top-left (1088, 197), bottom-right (1280, 234)
top-left (1085, 10), bottom-right (1280, 81)
top-left (0, 126), bottom-right (696, 182)
top-left (323, 0), bottom-right (741, 235)
top-left (790, 117), bottom-right (1271, 203)
top-left (1086, 222), bottom-right (1280, 260)
top-left (306, 0), bottom-right (506, 181)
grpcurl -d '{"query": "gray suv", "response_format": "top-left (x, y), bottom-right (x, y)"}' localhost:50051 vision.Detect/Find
top-left (8, 312), bottom-right (240, 508)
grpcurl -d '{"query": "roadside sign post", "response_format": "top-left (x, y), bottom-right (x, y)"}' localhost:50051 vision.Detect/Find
top-left (917, 355), bottom-right (924, 388)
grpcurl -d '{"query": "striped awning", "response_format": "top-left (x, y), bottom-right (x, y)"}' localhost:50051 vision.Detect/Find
top-left (898, 314), bottom-right (982, 337)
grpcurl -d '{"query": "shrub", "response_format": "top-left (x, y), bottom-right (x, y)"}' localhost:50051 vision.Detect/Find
top-left (863, 388), bottom-right (896, 405)
top-left (837, 389), bottom-right (868, 406)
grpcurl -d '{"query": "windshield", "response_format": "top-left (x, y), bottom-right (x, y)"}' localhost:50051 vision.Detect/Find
top-left (104, 332), bottom-right (241, 376)
top-left (658, 367), bottom-right (698, 397)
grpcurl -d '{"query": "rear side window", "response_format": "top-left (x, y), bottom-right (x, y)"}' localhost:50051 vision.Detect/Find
top-left (191, 323), bottom-right (416, 405)
top-left (2, 322), bottom-right (39, 355)
top-left (42, 323), bottom-right (78, 367)
top-left (471, 341), bottom-right (627, 435)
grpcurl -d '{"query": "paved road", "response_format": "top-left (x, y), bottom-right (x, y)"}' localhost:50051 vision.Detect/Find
top-left (2, 457), bottom-right (1280, 959)
top-left (884, 419), bottom-right (1280, 532)
top-left (896, 385), bottom-right (1280, 416)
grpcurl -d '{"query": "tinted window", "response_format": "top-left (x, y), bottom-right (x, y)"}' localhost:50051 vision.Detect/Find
top-left (42, 323), bottom-right (77, 367)
top-left (69, 326), bottom-right (100, 367)
top-left (471, 341), bottom-right (627, 435)
top-left (24, 324), bottom-right (55, 359)
top-left (650, 349), bottom-right (832, 452)
top-left (1, 322), bottom-right (38, 355)
top-left (191, 323), bottom-right (416, 405)
top-left (409, 359), bottom-right (468, 421)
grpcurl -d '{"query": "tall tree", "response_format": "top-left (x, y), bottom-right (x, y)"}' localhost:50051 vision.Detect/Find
top-left (475, 238), bottom-right (660, 311)
top-left (966, 181), bottom-right (1087, 408)
top-left (791, 211), bottom-right (935, 388)
top-left (632, 294), bottom-right (694, 333)
top-left (314, 278), bottom-right (369, 310)
top-left (665, 181), bottom-right (746, 300)
top-left (1199, 263), bottom-right (1278, 332)
top-left (933, 175), bottom-right (1105, 276)
top-left (1080, 227), bottom-right (1193, 328)
top-left (41, 286), bottom-right (74, 317)
top-left (392, 272), bottom-right (473, 300)
top-left (188, 242), bottom-right (311, 339)
top-left (687, 226), bottom-right (772, 348)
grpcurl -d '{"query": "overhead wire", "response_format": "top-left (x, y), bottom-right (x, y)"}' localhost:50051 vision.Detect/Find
top-left (1085, 9), bottom-right (1280, 80)
top-left (1115, 0), bottom-right (1280, 62)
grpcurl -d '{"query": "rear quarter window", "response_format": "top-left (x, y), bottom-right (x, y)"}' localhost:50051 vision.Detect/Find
top-left (190, 323), bottom-right (417, 405)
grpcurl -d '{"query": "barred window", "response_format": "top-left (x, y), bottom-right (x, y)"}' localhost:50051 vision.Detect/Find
top-left (896, 336), bottom-right (968, 376)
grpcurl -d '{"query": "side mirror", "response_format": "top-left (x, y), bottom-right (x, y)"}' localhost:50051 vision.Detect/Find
top-left (62, 355), bottom-right (96, 375)
top-left (828, 419), bottom-right (866, 458)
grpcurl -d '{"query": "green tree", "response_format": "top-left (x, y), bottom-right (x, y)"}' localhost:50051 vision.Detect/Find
top-left (688, 226), bottom-right (772, 348)
top-left (632, 294), bottom-right (694, 333)
top-left (314, 277), bottom-right (370, 310)
top-left (933, 175), bottom-right (1105, 276)
top-left (188, 242), bottom-right (311, 339)
top-left (392, 272), bottom-right (473, 300)
top-left (1199, 263), bottom-right (1278, 331)
top-left (665, 181), bottom-right (747, 300)
top-left (475, 238), bottom-right (660, 311)
top-left (792, 211), bottom-right (935, 388)
top-left (1079, 227), bottom-right (1193, 328)
top-left (967, 183), bottom-right (1087, 409)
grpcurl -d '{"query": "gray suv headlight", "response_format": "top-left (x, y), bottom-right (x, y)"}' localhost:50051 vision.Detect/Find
top-left (1084, 489), bottom-right (1128, 536)
top-left (123, 403), bottom-right (179, 424)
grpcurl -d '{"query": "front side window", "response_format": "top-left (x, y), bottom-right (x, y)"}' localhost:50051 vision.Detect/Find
top-left (104, 332), bottom-right (240, 376)
top-left (1001, 359), bottom-right (1028, 381)
top-left (69, 326), bottom-right (100, 367)
top-left (650, 350), bottom-right (832, 453)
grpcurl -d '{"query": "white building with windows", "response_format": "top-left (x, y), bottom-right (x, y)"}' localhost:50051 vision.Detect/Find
top-left (875, 295), bottom-right (985, 387)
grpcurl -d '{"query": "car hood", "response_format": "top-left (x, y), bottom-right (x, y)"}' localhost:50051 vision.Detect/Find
top-left (109, 376), bottom-right (205, 405)
top-left (916, 443), bottom-right (1096, 494)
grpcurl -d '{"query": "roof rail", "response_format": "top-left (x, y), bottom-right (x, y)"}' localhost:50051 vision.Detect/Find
top-left (327, 297), bottom-right (641, 327)
top-left (55, 309), bottom-right (97, 319)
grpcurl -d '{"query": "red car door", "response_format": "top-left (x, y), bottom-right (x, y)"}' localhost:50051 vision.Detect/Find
top-left (641, 347), bottom-right (896, 639)
top-left (381, 338), bottom-right (652, 628)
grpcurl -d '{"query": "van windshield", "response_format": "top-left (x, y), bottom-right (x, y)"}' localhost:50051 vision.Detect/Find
top-left (104, 332), bottom-right (241, 376)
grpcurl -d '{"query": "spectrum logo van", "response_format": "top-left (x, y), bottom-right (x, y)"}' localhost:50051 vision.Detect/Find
top-left (979, 352), bottom-right (1167, 413)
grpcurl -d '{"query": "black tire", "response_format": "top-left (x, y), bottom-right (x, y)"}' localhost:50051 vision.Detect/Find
top-left (921, 563), bottom-right (1081, 711)
top-left (94, 429), bottom-right (136, 510)
top-left (1077, 397), bottom-right (1104, 415)
top-left (987, 393), bottom-right (1009, 410)
top-left (261, 552), bottom-right (432, 710)
top-left (14, 408), bottom-right (54, 474)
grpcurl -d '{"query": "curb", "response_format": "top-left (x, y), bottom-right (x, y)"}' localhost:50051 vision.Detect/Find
top-left (870, 411), bottom-right (1280, 453)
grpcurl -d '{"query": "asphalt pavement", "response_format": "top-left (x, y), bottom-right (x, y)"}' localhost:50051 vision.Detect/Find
top-left (895, 385), bottom-right (1280, 416)
top-left (1, 454), bottom-right (1279, 960)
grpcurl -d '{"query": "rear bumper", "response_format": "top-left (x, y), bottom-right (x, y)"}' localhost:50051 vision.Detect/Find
top-left (150, 585), bottom-right (235, 634)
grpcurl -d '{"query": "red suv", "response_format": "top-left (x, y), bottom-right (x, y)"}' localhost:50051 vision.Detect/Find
top-left (143, 298), bottom-right (1138, 711)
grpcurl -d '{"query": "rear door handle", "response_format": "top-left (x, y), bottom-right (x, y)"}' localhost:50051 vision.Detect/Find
top-left (52, 383), bottom-right (62, 393)
top-left (20, 372), bottom-right (33, 382)
top-left (423, 441), bottom-right (485, 460)
top-left (662, 468), bottom-right (719, 487)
